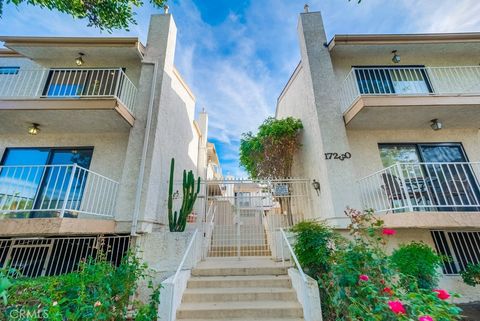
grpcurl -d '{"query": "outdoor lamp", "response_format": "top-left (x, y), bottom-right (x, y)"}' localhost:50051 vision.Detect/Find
top-left (312, 179), bottom-right (321, 196)
top-left (75, 53), bottom-right (85, 66)
top-left (28, 123), bottom-right (40, 135)
top-left (430, 119), bottom-right (443, 131)
top-left (391, 50), bottom-right (401, 64)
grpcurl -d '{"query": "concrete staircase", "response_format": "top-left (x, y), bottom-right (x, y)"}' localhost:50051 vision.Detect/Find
top-left (176, 257), bottom-right (304, 320)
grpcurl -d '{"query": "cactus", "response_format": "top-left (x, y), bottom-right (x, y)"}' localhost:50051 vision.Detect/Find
top-left (168, 158), bottom-right (201, 232)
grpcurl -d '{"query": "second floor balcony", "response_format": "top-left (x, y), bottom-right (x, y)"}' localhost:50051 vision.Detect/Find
top-left (0, 68), bottom-right (137, 131)
top-left (340, 66), bottom-right (480, 129)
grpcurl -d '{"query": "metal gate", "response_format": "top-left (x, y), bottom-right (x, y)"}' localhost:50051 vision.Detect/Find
top-left (203, 179), bottom-right (312, 258)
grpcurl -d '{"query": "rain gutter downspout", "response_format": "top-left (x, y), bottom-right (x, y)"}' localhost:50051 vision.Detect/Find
top-left (131, 60), bottom-right (158, 236)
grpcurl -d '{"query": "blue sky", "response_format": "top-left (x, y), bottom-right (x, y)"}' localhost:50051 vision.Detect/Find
top-left (1, 0), bottom-right (480, 176)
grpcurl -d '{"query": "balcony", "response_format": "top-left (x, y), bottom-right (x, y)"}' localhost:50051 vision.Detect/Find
top-left (340, 66), bottom-right (480, 129)
top-left (0, 164), bottom-right (118, 219)
top-left (0, 68), bottom-right (137, 132)
top-left (359, 162), bottom-right (480, 227)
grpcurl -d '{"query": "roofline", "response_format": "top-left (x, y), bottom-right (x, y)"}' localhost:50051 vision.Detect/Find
top-left (0, 36), bottom-right (145, 58)
top-left (328, 32), bottom-right (480, 51)
top-left (0, 48), bottom-right (22, 57)
top-left (276, 61), bottom-right (302, 116)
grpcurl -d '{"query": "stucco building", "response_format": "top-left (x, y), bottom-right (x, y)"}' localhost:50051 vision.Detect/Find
top-left (0, 13), bottom-right (210, 278)
top-left (276, 10), bottom-right (480, 303)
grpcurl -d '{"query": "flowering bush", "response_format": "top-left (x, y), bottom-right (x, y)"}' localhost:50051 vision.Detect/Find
top-left (1, 252), bottom-right (160, 321)
top-left (292, 209), bottom-right (462, 321)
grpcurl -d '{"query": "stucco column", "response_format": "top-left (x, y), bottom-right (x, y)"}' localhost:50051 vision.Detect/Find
top-left (297, 12), bottom-right (362, 224)
top-left (116, 14), bottom-right (177, 233)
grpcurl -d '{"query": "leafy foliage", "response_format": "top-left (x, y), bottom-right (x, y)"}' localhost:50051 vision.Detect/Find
top-left (390, 242), bottom-right (443, 290)
top-left (1, 252), bottom-right (161, 320)
top-left (0, 0), bottom-right (167, 32)
top-left (291, 209), bottom-right (462, 321)
top-left (239, 117), bottom-right (303, 179)
top-left (460, 263), bottom-right (480, 287)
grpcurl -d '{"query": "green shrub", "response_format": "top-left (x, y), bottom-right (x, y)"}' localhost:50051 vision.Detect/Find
top-left (290, 220), bottom-right (338, 277)
top-left (460, 263), bottom-right (480, 287)
top-left (1, 252), bottom-right (160, 321)
top-left (291, 209), bottom-right (462, 321)
top-left (390, 241), bottom-right (443, 290)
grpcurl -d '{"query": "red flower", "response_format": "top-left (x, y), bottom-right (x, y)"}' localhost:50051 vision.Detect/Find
top-left (433, 289), bottom-right (450, 300)
top-left (359, 274), bottom-right (369, 281)
top-left (388, 300), bottom-right (406, 314)
top-left (419, 316), bottom-right (434, 321)
top-left (383, 287), bottom-right (394, 296)
top-left (382, 228), bottom-right (396, 235)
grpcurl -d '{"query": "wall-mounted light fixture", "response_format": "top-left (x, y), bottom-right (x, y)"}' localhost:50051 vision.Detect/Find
top-left (28, 123), bottom-right (40, 135)
top-left (391, 50), bottom-right (401, 64)
top-left (430, 119), bottom-right (443, 131)
top-left (75, 53), bottom-right (85, 66)
top-left (312, 179), bottom-right (321, 196)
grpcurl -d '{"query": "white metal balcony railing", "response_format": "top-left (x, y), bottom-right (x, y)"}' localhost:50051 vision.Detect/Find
top-left (0, 164), bottom-right (118, 219)
top-left (359, 162), bottom-right (480, 213)
top-left (340, 66), bottom-right (480, 112)
top-left (0, 68), bottom-right (137, 114)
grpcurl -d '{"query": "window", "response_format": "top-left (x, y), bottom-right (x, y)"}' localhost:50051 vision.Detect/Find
top-left (0, 67), bottom-right (20, 75)
top-left (0, 147), bottom-right (93, 218)
top-left (431, 230), bottom-right (480, 275)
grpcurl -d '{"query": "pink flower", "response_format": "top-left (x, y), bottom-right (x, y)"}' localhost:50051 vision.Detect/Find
top-left (94, 301), bottom-right (102, 308)
top-left (419, 316), bottom-right (434, 321)
top-left (388, 300), bottom-right (406, 314)
top-left (433, 289), bottom-right (450, 300)
top-left (359, 274), bottom-right (369, 281)
top-left (382, 228), bottom-right (397, 236)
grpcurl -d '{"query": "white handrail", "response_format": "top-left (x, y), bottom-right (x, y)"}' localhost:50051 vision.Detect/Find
top-left (280, 228), bottom-right (311, 321)
top-left (0, 67), bottom-right (137, 114)
top-left (172, 229), bottom-right (198, 284)
top-left (0, 164), bottom-right (119, 218)
top-left (280, 228), bottom-right (307, 282)
top-left (358, 161), bottom-right (480, 213)
top-left (166, 229), bottom-right (199, 321)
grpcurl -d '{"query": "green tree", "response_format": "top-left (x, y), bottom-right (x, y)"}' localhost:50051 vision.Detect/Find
top-left (0, 0), bottom-right (167, 32)
top-left (239, 117), bottom-right (303, 179)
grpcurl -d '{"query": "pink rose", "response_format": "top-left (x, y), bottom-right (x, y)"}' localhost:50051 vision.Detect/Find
top-left (433, 289), bottom-right (450, 300)
top-left (359, 274), bottom-right (369, 281)
top-left (419, 316), bottom-right (434, 321)
top-left (382, 228), bottom-right (396, 235)
top-left (388, 300), bottom-right (406, 314)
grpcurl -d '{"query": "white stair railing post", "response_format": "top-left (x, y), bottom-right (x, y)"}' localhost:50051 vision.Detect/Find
top-left (396, 163), bottom-right (414, 212)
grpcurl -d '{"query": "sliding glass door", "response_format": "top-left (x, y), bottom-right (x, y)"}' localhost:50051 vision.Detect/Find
top-left (378, 143), bottom-right (480, 211)
top-left (0, 148), bottom-right (93, 218)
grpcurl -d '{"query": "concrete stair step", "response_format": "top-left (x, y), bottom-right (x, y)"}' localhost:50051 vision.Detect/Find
top-left (187, 275), bottom-right (292, 289)
top-left (182, 287), bottom-right (297, 302)
top-left (192, 266), bottom-right (287, 277)
top-left (176, 301), bottom-right (303, 319)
